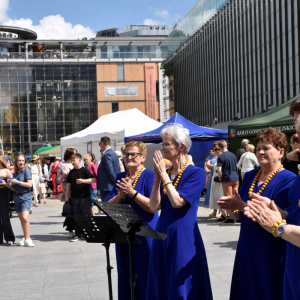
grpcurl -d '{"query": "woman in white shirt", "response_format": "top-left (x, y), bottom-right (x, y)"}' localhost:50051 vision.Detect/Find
top-left (28, 155), bottom-right (42, 207)
top-left (237, 144), bottom-right (259, 180)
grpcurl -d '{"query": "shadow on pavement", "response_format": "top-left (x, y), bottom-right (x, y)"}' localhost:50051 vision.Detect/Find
top-left (213, 241), bottom-right (238, 250)
top-left (197, 216), bottom-right (241, 226)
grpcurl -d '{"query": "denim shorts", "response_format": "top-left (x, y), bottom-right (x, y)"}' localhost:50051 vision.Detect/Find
top-left (90, 186), bottom-right (98, 206)
top-left (14, 193), bottom-right (32, 213)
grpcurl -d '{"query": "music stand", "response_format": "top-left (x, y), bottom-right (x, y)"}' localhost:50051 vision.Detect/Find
top-left (93, 202), bottom-right (167, 300)
top-left (73, 215), bottom-right (140, 300)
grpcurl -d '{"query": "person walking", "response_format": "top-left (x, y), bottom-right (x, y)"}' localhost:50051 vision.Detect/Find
top-left (236, 139), bottom-right (249, 186)
top-left (39, 176), bottom-right (47, 204)
top-left (65, 153), bottom-right (96, 242)
top-left (217, 140), bottom-right (239, 223)
top-left (9, 154), bottom-right (34, 247)
top-left (57, 148), bottom-right (77, 239)
top-left (204, 142), bottom-right (219, 205)
top-left (29, 155), bottom-right (42, 207)
top-left (97, 136), bottom-right (120, 202)
top-left (0, 155), bottom-right (15, 245)
top-left (83, 154), bottom-right (98, 216)
top-left (49, 157), bottom-right (61, 198)
top-left (237, 144), bottom-right (259, 179)
top-left (208, 147), bottom-right (225, 219)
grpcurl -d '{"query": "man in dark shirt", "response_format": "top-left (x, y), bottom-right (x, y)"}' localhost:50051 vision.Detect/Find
top-left (66, 153), bottom-right (96, 242)
top-left (217, 140), bottom-right (239, 223)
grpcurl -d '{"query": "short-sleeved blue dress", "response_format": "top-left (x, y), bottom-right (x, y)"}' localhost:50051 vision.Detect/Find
top-left (106, 169), bottom-right (158, 300)
top-left (230, 168), bottom-right (296, 300)
top-left (146, 165), bottom-right (213, 300)
top-left (283, 175), bottom-right (300, 299)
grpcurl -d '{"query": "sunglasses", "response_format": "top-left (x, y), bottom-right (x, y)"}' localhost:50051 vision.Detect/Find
top-left (214, 148), bottom-right (220, 151)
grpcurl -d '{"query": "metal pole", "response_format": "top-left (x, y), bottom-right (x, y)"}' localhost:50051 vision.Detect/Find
top-left (102, 242), bottom-right (114, 300)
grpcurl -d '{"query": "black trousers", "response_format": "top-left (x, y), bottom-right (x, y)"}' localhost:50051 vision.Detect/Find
top-left (0, 187), bottom-right (15, 243)
top-left (69, 196), bottom-right (91, 237)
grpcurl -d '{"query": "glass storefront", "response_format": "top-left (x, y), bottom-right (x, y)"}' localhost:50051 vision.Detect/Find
top-left (0, 63), bottom-right (97, 155)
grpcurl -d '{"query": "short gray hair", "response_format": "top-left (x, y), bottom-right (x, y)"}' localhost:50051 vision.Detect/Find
top-left (160, 124), bottom-right (192, 154)
top-left (241, 139), bottom-right (249, 147)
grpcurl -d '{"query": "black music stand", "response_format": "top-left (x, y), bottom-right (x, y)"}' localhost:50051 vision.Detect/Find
top-left (73, 214), bottom-right (140, 300)
top-left (93, 202), bottom-right (167, 300)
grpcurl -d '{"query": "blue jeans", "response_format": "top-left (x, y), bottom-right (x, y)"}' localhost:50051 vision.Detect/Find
top-left (99, 190), bottom-right (111, 202)
top-left (90, 186), bottom-right (97, 206)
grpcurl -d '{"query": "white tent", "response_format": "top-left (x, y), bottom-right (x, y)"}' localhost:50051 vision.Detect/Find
top-left (60, 109), bottom-right (161, 162)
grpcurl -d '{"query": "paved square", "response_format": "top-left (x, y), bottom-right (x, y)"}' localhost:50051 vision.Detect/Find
top-left (0, 200), bottom-right (240, 300)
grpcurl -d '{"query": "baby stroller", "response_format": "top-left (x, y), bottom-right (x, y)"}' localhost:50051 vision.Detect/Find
top-left (9, 190), bottom-right (15, 218)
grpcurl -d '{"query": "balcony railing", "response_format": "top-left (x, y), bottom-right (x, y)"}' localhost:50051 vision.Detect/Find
top-left (0, 51), bottom-right (169, 61)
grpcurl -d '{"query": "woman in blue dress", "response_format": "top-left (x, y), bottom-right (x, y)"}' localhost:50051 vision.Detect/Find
top-left (106, 141), bottom-right (158, 300)
top-left (147, 124), bottom-right (213, 300)
top-left (218, 128), bottom-right (296, 300)
top-left (204, 144), bottom-right (217, 206)
top-left (244, 101), bottom-right (300, 300)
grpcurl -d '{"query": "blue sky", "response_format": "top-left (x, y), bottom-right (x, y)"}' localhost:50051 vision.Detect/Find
top-left (0, 0), bottom-right (198, 39)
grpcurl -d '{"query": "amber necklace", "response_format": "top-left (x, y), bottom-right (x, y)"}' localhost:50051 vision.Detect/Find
top-left (248, 164), bottom-right (283, 199)
top-left (119, 167), bottom-right (145, 199)
top-left (163, 160), bottom-right (190, 195)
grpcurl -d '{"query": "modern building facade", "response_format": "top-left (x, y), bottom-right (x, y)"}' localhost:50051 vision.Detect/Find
top-left (0, 25), bottom-right (174, 155)
top-left (163, 0), bottom-right (300, 126)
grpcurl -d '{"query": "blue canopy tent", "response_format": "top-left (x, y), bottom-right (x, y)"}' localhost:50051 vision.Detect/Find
top-left (125, 113), bottom-right (228, 168)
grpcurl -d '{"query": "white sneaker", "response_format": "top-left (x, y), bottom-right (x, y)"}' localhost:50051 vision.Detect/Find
top-left (17, 238), bottom-right (25, 246)
top-left (24, 238), bottom-right (34, 247)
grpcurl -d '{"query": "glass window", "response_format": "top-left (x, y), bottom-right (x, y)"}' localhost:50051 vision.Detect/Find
top-left (117, 64), bottom-right (124, 81)
top-left (112, 102), bottom-right (119, 113)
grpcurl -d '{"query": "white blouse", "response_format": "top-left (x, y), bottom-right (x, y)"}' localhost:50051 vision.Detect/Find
top-left (237, 152), bottom-right (259, 173)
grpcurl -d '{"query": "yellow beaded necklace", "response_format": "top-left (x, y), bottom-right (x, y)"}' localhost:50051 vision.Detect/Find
top-left (118, 167), bottom-right (145, 199)
top-left (163, 159), bottom-right (190, 195)
top-left (248, 164), bottom-right (283, 199)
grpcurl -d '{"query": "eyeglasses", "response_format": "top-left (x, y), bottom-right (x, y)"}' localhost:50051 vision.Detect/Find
top-left (161, 142), bottom-right (177, 148)
top-left (124, 152), bottom-right (142, 159)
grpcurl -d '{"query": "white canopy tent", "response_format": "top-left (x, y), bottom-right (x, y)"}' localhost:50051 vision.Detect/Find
top-left (60, 109), bottom-right (161, 162)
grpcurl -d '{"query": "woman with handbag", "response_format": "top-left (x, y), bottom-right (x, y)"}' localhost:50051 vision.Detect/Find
top-left (208, 146), bottom-right (225, 219)
top-left (237, 144), bottom-right (259, 180)
top-left (28, 155), bottom-right (42, 207)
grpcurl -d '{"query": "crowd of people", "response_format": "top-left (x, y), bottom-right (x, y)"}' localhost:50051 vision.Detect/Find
top-left (1, 99), bottom-right (300, 299)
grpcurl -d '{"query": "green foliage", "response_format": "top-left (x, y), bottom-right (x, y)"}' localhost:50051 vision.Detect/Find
top-left (161, 63), bottom-right (173, 78)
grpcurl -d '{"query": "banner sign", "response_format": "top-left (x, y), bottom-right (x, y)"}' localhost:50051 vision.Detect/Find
top-left (145, 63), bottom-right (157, 120)
top-left (158, 63), bottom-right (170, 123)
top-left (230, 125), bottom-right (295, 137)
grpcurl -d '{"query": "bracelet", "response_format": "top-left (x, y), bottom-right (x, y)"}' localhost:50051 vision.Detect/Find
top-left (231, 210), bottom-right (239, 214)
top-left (162, 181), bottom-right (173, 187)
top-left (272, 219), bottom-right (286, 237)
top-left (118, 191), bottom-right (126, 199)
top-left (131, 192), bottom-right (138, 200)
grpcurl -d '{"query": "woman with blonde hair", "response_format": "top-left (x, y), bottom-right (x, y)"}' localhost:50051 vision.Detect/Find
top-left (0, 155), bottom-right (15, 245)
top-left (29, 155), bottom-right (42, 206)
top-left (237, 144), bottom-right (259, 180)
top-left (9, 154), bottom-right (34, 247)
top-left (107, 141), bottom-right (158, 300)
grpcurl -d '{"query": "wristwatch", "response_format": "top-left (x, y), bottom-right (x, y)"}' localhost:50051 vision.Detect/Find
top-left (276, 223), bottom-right (287, 238)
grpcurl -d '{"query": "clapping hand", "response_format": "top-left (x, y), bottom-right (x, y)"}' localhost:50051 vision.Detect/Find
top-left (116, 177), bottom-right (134, 197)
top-left (217, 189), bottom-right (244, 211)
top-left (244, 200), bottom-right (282, 233)
top-left (153, 150), bottom-right (166, 179)
top-left (243, 193), bottom-right (272, 221)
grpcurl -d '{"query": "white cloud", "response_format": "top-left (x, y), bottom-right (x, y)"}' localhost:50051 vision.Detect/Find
top-left (0, 0), bottom-right (95, 39)
top-left (143, 19), bottom-right (165, 26)
top-left (154, 10), bottom-right (169, 19)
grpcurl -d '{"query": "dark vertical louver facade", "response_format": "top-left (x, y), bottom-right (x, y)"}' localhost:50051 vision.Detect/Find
top-left (166, 0), bottom-right (300, 125)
